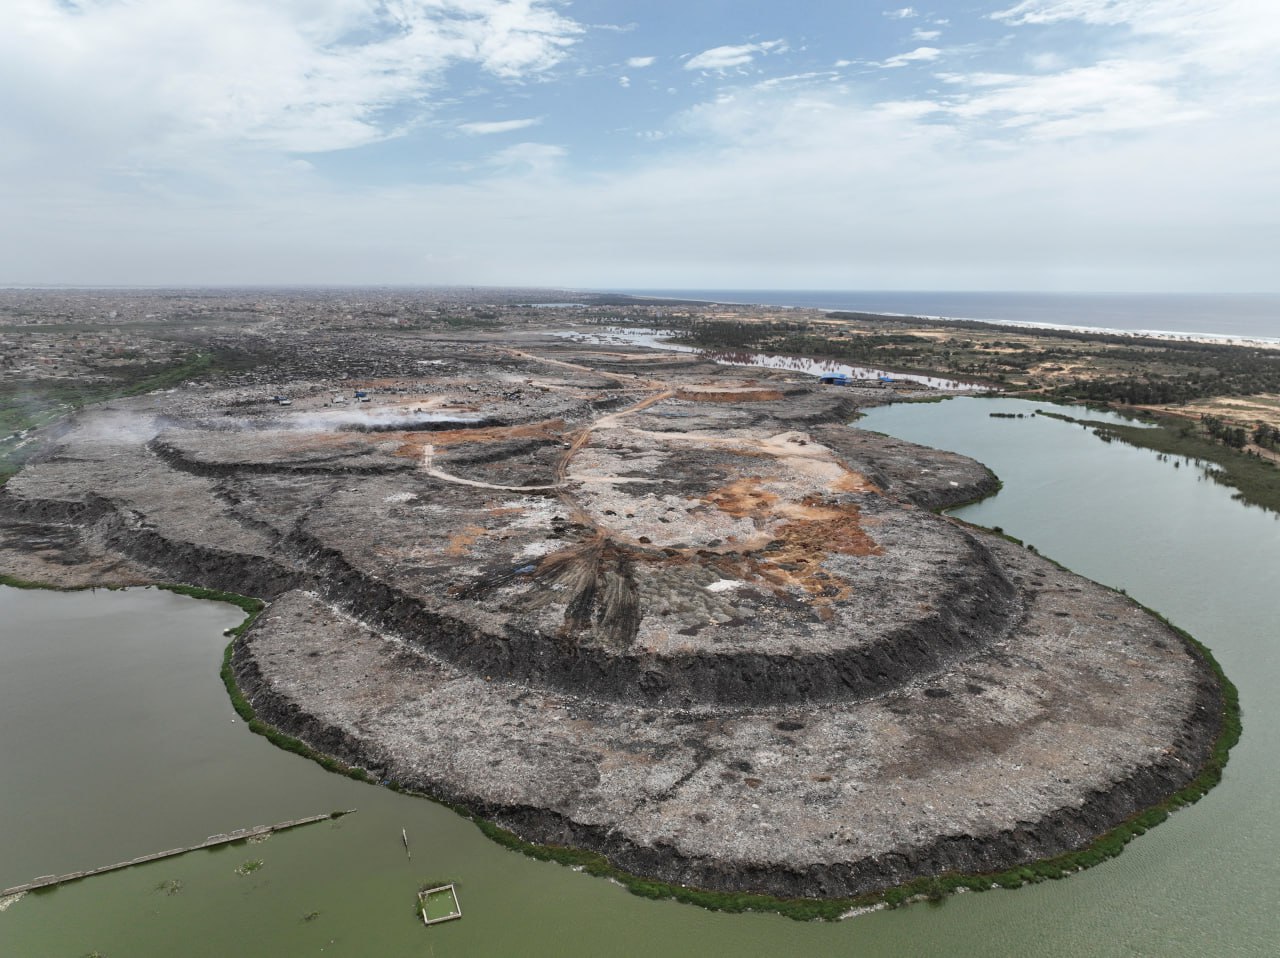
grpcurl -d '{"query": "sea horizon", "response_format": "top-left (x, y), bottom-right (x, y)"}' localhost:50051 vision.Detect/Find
top-left (608, 289), bottom-right (1280, 343)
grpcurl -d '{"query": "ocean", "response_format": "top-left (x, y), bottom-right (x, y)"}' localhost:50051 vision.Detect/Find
top-left (609, 290), bottom-right (1280, 343)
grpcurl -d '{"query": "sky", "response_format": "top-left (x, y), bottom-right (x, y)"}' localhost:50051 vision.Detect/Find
top-left (2, 0), bottom-right (1278, 291)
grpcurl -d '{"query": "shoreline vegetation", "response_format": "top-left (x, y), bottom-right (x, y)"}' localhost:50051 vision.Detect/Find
top-left (0, 517), bottom-right (1242, 921)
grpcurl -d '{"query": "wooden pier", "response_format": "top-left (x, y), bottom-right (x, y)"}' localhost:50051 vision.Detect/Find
top-left (0, 809), bottom-right (355, 898)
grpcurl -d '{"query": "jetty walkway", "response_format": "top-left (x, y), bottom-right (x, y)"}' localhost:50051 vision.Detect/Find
top-left (1, 809), bottom-right (355, 898)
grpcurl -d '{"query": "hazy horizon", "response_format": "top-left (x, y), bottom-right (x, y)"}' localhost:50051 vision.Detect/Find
top-left (4, 284), bottom-right (1280, 297)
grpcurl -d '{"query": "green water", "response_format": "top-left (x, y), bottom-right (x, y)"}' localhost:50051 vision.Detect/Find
top-left (1, 396), bottom-right (1275, 956)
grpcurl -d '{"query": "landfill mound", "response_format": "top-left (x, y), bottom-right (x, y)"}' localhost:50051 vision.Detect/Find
top-left (0, 334), bottom-right (1226, 901)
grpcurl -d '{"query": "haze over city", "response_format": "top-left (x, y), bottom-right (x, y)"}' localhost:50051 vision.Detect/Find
top-left (4, 0), bottom-right (1277, 291)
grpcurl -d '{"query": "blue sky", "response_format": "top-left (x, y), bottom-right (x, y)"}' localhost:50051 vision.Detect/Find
top-left (2, 1), bottom-right (1278, 290)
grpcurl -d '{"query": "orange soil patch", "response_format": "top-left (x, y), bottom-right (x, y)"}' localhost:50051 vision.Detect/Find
top-left (830, 469), bottom-right (879, 494)
top-left (445, 523), bottom-right (487, 557)
top-left (777, 506), bottom-right (882, 559)
top-left (744, 505), bottom-right (882, 600)
top-left (702, 480), bottom-right (881, 598)
top-left (703, 478), bottom-right (779, 519)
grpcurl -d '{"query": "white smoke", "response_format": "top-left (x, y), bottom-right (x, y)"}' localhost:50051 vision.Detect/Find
top-left (64, 409), bottom-right (165, 446)
top-left (279, 409), bottom-right (484, 431)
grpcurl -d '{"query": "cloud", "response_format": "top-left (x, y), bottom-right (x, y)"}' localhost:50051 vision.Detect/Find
top-left (874, 99), bottom-right (945, 120)
top-left (1028, 51), bottom-right (1067, 71)
top-left (756, 72), bottom-right (839, 90)
top-left (881, 46), bottom-right (942, 68)
top-left (0, 0), bottom-right (583, 160)
top-left (912, 29), bottom-right (941, 41)
top-left (978, 1), bottom-right (1280, 135)
top-left (990, 0), bottom-right (1280, 81)
top-left (486, 141), bottom-right (566, 173)
top-left (684, 40), bottom-right (786, 72)
top-left (460, 117), bottom-right (543, 135)
top-left (883, 7), bottom-right (918, 18)
top-left (992, 0), bottom-right (1132, 26)
top-left (943, 59), bottom-right (1204, 137)
top-left (618, 75), bottom-right (631, 88)
top-left (626, 55), bottom-right (656, 68)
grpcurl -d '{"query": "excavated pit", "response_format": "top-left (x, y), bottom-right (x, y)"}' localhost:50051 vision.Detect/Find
top-left (0, 340), bottom-right (1228, 902)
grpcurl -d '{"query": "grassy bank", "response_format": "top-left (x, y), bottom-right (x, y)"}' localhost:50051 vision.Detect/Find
top-left (1036, 408), bottom-right (1280, 513)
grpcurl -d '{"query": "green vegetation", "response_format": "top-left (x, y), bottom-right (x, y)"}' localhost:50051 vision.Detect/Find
top-left (1044, 338), bottom-right (1280, 404)
top-left (234, 859), bottom-right (264, 876)
top-left (439, 311), bottom-right (502, 329)
top-left (1252, 422), bottom-right (1280, 452)
top-left (828, 310), bottom-right (1280, 401)
top-left (1036, 409), bottom-right (1280, 513)
top-left (1201, 414), bottom-right (1250, 449)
